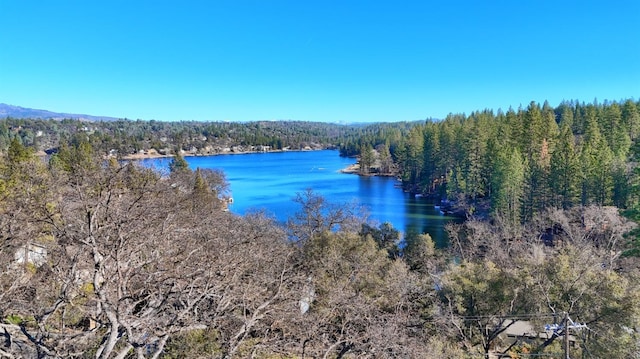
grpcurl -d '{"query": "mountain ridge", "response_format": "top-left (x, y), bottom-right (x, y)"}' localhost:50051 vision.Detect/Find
top-left (0, 103), bottom-right (120, 122)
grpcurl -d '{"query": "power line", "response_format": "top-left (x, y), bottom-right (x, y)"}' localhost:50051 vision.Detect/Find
top-left (456, 313), bottom-right (558, 320)
top-left (544, 312), bottom-right (588, 359)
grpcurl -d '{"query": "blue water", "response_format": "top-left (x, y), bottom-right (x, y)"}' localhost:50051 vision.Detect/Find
top-left (139, 150), bottom-right (460, 246)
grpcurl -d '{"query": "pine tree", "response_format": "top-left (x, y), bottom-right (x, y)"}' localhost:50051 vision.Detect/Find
top-left (421, 123), bottom-right (441, 193)
top-left (521, 102), bottom-right (554, 219)
top-left (622, 99), bottom-right (640, 140)
top-left (557, 102), bottom-right (574, 129)
top-left (491, 146), bottom-right (525, 226)
top-left (541, 100), bottom-right (560, 141)
top-left (7, 137), bottom-right (33, 165)
top-left (611, 158), bottom-right (630, 208)
top-left (437, 119), bottom-right (460, 193)
top-left (169, 152), bottom-right (190, 174)
top-left (602, 102), bottom-right (631, 159)
top-left (403, 126), bottom-right (424, 192)
top-left (522, 102), bottom-right (545, 159)
top-left (359, 143), bottom-right (375, 175)
top-left (376, 142), bottom-right (393, 175)
top-left (573, 101), bottom-right (587, 135)
top-left (504, 107), bottom-right (523, 150)
top-left (550, 123), bottom-right (580, 209)
top-left (580, 115), bottom-right (614, 205)
top-left (460, 114), bottom-right (490, 203)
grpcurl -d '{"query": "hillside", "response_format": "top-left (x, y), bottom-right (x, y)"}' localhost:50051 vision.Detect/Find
top-left (0, 103), bottom-right (120, 121)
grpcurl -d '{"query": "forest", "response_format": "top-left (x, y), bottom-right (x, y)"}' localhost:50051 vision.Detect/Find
top-left (0, 117), bottom-right (370, 157)
top-left (387, 100), bottom-right (640, 219)
top-left (1, 98), bottom-right (640, 358)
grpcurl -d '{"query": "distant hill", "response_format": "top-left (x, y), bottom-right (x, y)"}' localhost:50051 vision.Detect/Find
top-left (0, 103), bottom-right (120, 122)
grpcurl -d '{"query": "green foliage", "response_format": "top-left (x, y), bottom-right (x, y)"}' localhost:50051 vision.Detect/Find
top-left (402, 231), bottom-right (436, 272)
top-left (443, 207), bottom-right (640, 357)
top-left (376, 142), bottom-right (393, 174)
top-left (491, 146), bottom-right (525, 224)
top-left (579, 113), bottom-right (614, 205)
top-left (0, 116), bottom-right (380, 157)
top-left (4, 314), bottom-right (26, 325)
top-left (358, 143), bottom-right (374, 174)
top-left (2, 98), bottom-right (640, 358)
top-left (359, 221), bottom-right (400, 257)
top-left (525, 245), bottom-right (640, 356)
top-left (51, 138), bottom-right (98, 177)
top-left (7, 137), bottom-right (34, 164)
top-left (442, 260), bottom-right (526, 316)
top-left (4, 97), bottom-right (636, 218)
top-left (187, 168), bottom-right (229, 211)
top-left (440, 259), bottom-right (533, 355)
top-left (623, 207), bottom-right (640, 257)
top-left (162, 329), bottom-right (221, 359)
top-left (367, 99), bottom-right (639, 220)
top-left (3, 314), bottom-right (37, 329)
top-left (168, 152), bottom-right (189, 173)
top-left (550, 123), bottom-right (580, 208)
top-left (300, 230), bottom-right (416, 356)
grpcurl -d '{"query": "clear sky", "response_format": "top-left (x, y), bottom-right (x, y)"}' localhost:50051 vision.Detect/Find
top-left (1, 0), bottom-right (638, 123)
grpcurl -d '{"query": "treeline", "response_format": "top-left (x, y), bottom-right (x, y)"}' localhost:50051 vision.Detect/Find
top-left (337, 121), bottom-right (418, 157)
top-left (353, 99), bottom-right (640, 222)
top-left (0, 139), bottom-right (639, 358)
top-left (0, 117), bottom-right (375, 156)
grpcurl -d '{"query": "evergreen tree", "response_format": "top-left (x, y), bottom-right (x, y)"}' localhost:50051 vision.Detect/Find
top-left (52, 139), bottom-right (98, 181)
top-left (503, 107), bottom-right (523, 150)
top-left (359, 143), bottom-right (375, 174)
top-left (603, 102), bottom-right (631, 159)
top-left (393, 141), bottom-right (408, 178)
top-left (437, 119), bottom-right (460, 193)
top-left (580, 115), bottom-right (614, 205)
top-left (557, 102), bottom-right (574, 129)
top-left (521, 103), bottom-right (548, 219)
top-left (402, 231), bottom-right (436, 272)
top-left (550, 123), bottom-right (579, 209)
top-left (573, 101), bottom-right (587, 135)
top-left (421, 123), bottom-right (441, 193)
top-left (169, 152), bottom-right (190, 174)
top-left (7, 137), bottom-right (33, 165)
top-left (376, 142), bottom-right (393, 174)
top-left (460, 114), bottom-right (490, 203)
top-left (622, 99), bottom-right (640, 140)
top-left (522, 102), bottom-right (545, 159)
top-left (490, 146), bottom-right (525, 226)
top-left (541, 100), bottom-right (560, 141)
top-left (359, 222), bottom-right (400, 258)
top-left (611, 158), bottom-right (630, 208)
top-left (402, 126), bottom-right (425, 192)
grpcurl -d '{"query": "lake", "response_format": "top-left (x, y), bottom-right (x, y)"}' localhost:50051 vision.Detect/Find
top-left (139, 150), bottom-right (461, 246)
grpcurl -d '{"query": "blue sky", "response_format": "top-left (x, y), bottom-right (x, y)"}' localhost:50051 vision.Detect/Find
top-left (1, 0), bottom-right (638, 122)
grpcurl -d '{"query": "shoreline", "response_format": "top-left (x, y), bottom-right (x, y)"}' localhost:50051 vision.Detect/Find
top-left (339, 163), bottom-right (361, 174)
top-left (339, 163), bottom-right (399, 178)
top-left (121, 147), bottom-right (331, 161)
top-left (123, 148), bottom-right (400, 180)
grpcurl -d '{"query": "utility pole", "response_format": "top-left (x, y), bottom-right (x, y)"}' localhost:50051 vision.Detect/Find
top-left (564, 312), bottom-right (570, 359)
top-left (544, 313), bottom-right (587, 359)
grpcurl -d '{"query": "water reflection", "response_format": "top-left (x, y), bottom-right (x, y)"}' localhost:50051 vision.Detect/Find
top-left (357, 175), bottom-right (462, 246)
top-left (139, 151), bottom-right (462, 244)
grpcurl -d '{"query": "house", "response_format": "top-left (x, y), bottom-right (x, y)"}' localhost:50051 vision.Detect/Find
top-left (498, 320), bottom-right (578, 355)
top-left (14, 243), bottom-right (47, 267)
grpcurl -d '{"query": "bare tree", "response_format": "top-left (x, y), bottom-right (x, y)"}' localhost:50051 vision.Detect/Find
top-left (288, 230), bottom-right (434, 358)
top-left (286, 189), bottom-right (367, 243)
top-left (441, 206), bottom-right (640, 357)
top-left (1, 152), bottom-right (303, 358)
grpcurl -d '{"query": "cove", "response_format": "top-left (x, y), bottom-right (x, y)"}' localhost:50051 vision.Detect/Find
top-left (139, 150), bottom-right (461, 246)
